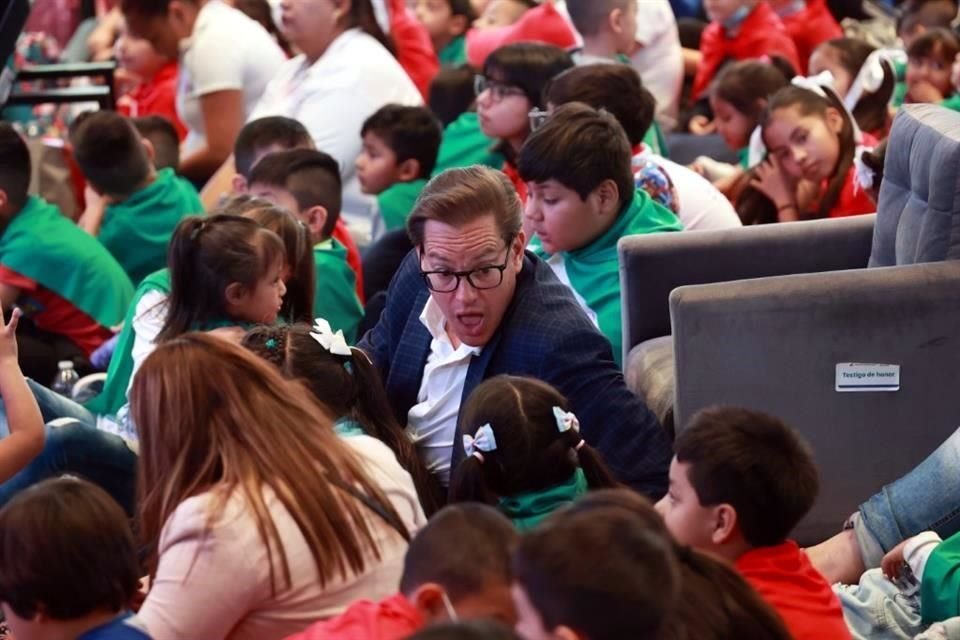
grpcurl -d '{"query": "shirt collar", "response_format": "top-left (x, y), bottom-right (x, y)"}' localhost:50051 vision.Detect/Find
top-left (418, 296), bottom-right (483, 355)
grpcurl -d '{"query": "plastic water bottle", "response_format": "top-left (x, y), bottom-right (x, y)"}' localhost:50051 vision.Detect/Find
top-left (51, 360), bottom-right (79, 397)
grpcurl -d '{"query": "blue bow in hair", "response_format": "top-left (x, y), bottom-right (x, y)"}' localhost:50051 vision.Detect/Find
top-left (463, 424), bottom-right (498, 462)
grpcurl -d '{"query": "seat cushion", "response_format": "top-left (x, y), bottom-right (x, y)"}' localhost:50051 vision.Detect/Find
top-left (626, 335), bottom-right (675, 436)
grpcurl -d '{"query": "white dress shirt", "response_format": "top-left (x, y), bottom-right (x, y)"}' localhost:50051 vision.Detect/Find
top-left (406, 296), bottom-right (482, 485)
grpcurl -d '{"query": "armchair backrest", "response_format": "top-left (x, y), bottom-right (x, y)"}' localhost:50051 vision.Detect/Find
top-left (871, 104), bottom-right (960, 267)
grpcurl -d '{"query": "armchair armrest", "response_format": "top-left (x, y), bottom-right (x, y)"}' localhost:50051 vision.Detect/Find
top-left (619, 215), bottom-right (876, 361)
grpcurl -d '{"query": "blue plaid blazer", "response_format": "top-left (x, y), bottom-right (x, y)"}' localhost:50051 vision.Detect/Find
top-left (358, 250), bottom-right (670, 498)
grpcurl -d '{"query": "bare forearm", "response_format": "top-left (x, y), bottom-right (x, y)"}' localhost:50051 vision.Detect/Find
top-left (78, 201), bottom-right (107, 236)
top-left (0, 359), bottom-right (44, 481)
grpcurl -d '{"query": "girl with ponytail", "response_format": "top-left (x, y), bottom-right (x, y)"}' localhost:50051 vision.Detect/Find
top-left (448, 375), bottom-right (617, 530)
top-left (749, 78), bottom-right (877, 223)
top-left (242, 322), bottom-right (439, 514)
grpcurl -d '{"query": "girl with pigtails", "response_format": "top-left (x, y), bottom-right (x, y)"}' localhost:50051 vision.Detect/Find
top-left (448, 375), bottom-right (618, 531)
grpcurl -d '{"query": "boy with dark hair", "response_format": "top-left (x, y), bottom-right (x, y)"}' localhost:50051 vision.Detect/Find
top-left (566, 0), bottom-right (637, 64)
top-left (655, 406), bottom-right (851, 640)
top-left (357, 104), bottom-right (443, 232)
top-left (511, 504), bottom-right (680, 640)
top-left (286, 504), bottom-right (518, 640)
top-left (232, 116), bottom-right (314, 194)
top-left (131, 115), bottom-right (181, 173)
top-left (70, 110), bottom-right (202, 286)
top-left (518, 102), bottom-right (681, 366)
top-left (545, 64), bottom-right (741, 231)
top-left (233, 116), bottom-right (364, 300)
top-left (0, 124), bottom-right (134, 383)
top-left (249, 149), bottom-right (363, 341)
top-left (415, 0), bottom-right (477, 66)
top-left (0, 477), bottom-right (148, 639)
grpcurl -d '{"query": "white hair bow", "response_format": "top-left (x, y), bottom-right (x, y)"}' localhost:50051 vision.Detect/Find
top-left (853, 147), bottom-right (876, 194)
top-left (747, 125), bottom-right (766, 169)
top-left (844, 49), bottom-right (905, 112)
top-left (463, 424), bottom-right (498, 461)
top-left (310, 318), bottom-right (351, 357)
top-left (553, 406), bottom-right (580, 433)
top-left (791, 70), bottom-right (837, 99)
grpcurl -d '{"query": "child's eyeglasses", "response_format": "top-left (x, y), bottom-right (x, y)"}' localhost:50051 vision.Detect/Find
top-left (528, 108), bottom-right (550, 131)
top-left (474, 75), bottom-right (527, 102)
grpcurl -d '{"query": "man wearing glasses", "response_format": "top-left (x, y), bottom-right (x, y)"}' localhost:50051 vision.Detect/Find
top-left (359, 165), bottom-right (670, 498)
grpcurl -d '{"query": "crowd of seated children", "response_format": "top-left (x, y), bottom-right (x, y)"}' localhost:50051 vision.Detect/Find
top-left (0, 200), bottom-right (306, 517)
top-left (691, 59), bottom-right (791, 188)
top-left (0, 124), bottom-right (134, 383)
top-left (231, 116), bottom-right (365, 298)
top-left (475, 43), bottom-right (574, 201)
top-left (7, 1), bottom-right (960, 638)
top-left (543, 63), bottom-right (742, 230)
top-left (808, 38), bottom-right (899, 139)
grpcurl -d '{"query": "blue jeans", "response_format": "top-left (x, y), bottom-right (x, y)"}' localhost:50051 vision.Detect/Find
top-left (856, 427), bottom-right (960, 567)
top-left (0, 378), bottom-right (95, 436)
top-left (0, 419), bottom-right (137, 515)
top-left (0, 381), bottom-right (136, 515)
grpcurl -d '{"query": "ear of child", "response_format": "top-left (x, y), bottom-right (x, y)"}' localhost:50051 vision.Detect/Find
top-left (710, 503), bottom-right (746, 560)
top-left (411, 583), bottom-right (452, 622)
top-left (232, 174), bottom-right (249, 195)
top-left (303, 205), bottom-right (328, 241)
top-left (397, 158), bottom-right (422, 183)
top-left (589, 179), bottom-right (622, 220)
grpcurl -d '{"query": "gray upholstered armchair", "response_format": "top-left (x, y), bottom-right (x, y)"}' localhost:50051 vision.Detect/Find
top-left (619, 103), bottom-right (960, 543)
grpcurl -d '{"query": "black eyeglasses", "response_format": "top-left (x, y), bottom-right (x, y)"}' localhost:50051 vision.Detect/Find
top-left (474, 75), bottom-right (527, 102)
top-left (419, 246), bottom-right (512, 293)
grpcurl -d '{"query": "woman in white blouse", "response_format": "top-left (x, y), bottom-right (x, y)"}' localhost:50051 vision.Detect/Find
top-left (131, 333), bottom-right (425, 640)
top-left (249, 0), bottom-right (423, 241)
top-left (120, 0), bottom-right (286, 182)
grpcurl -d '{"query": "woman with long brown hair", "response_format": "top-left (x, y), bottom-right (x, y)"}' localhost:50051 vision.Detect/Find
top-left (132, 333), bottom-right (425, 640)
